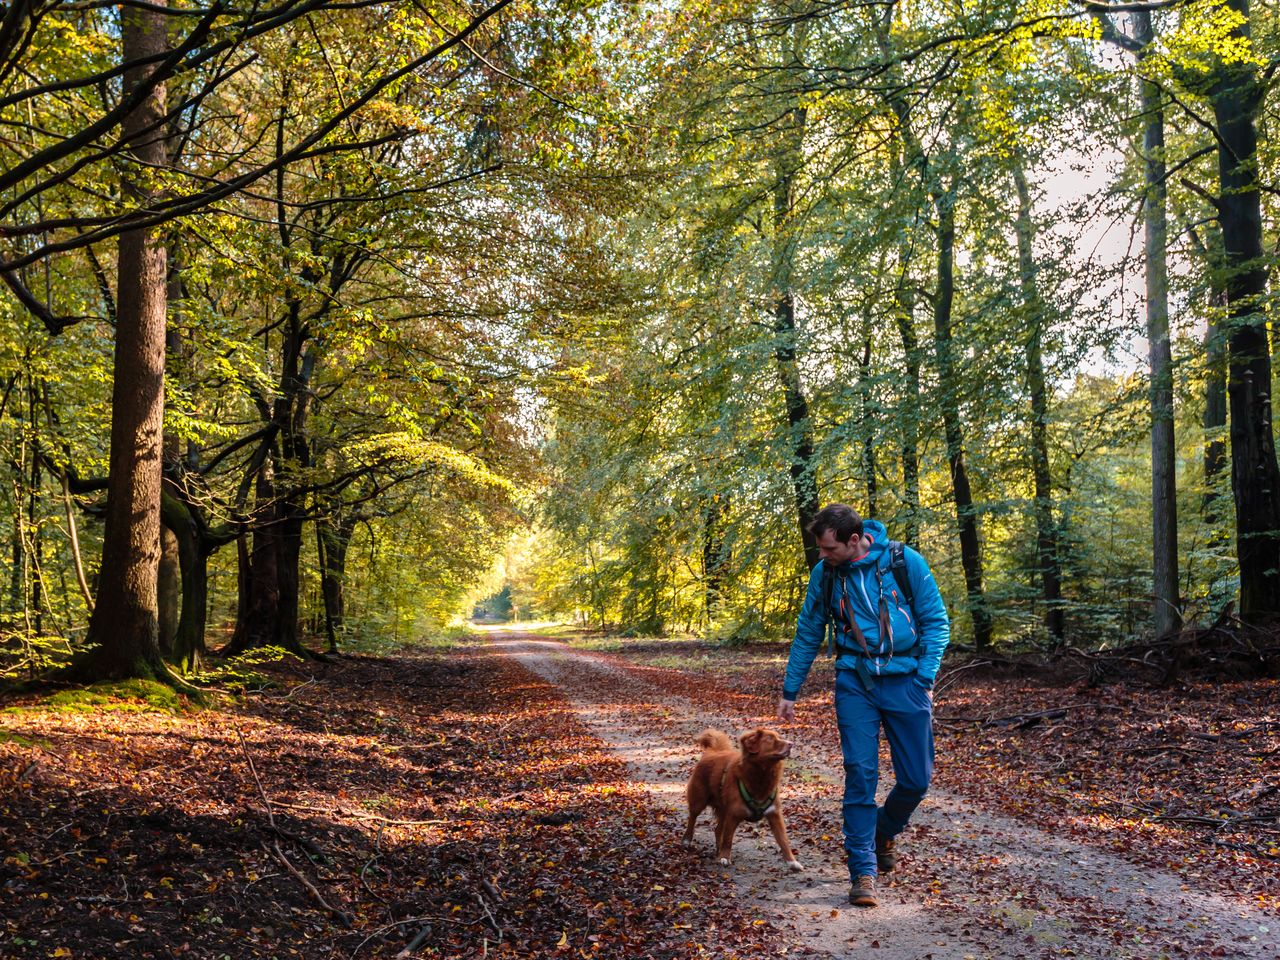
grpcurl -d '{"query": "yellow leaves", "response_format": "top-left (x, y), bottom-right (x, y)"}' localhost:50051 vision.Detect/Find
top-left (346, 433), bottom-right (518, 494)
top-left (1154, 0), bottom-right (1266, 83)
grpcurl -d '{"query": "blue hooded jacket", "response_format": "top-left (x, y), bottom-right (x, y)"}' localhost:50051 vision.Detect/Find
top-left (781, 520), bottom-right (950, 700)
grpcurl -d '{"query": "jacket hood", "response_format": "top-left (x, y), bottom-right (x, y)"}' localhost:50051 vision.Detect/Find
top-left (850, 519), bottom-right (889, 567)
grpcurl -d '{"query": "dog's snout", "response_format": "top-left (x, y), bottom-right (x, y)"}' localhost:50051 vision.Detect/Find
top-left (779, 740), bottom-right (792, 757)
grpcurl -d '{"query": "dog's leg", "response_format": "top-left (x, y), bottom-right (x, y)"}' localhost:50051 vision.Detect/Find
top-left (765, 809), bottom-right (804, 872)
top-left (716, 815), bottom-right (741, 867)
top-left (683, 799), bottom-right (704, 847)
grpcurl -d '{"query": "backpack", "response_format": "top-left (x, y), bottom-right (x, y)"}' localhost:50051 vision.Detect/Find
top-left (819, 540), bottom-right (915, 657)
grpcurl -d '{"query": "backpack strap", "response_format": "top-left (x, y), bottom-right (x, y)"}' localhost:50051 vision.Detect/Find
top-left (888, 540), bottom-right (913, 607)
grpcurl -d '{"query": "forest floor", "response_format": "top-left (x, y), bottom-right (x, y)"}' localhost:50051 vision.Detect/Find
top-left (0, 627), bottom-right (1275, 959)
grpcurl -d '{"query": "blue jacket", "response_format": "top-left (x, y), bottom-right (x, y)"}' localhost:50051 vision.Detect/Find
top-left (782, 520), bottom-right (950, 700)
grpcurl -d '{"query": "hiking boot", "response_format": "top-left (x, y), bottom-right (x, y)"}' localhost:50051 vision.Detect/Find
top-left (875, 832), bottom-right (897, 874)
top-left (848, 874), bottom-right (878, 908)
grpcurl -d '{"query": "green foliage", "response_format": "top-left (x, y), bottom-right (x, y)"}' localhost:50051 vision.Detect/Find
top-left (191, 647), bottom-right (304, 693)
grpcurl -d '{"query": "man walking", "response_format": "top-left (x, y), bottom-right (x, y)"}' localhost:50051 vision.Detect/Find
top-left (777, 503), bottom-right (950, 908)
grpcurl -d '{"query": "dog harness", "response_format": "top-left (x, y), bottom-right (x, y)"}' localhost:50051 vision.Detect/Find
top-left (735, 777), bottom-right (776, 822)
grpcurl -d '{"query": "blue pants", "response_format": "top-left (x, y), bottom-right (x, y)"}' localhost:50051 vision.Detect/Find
top-left (834, 669), bottom-right (934, 879)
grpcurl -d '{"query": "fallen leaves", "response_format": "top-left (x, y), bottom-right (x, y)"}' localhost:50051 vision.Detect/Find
top-left (0, 645), bottom-right (787, 958)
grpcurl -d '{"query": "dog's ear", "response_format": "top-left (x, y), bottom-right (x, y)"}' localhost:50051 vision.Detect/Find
top-left (740, 730), bottom-right (763, 753)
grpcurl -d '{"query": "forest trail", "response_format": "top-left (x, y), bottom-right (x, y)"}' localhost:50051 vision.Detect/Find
top-left (490, 630), bottom-right (1278, 960)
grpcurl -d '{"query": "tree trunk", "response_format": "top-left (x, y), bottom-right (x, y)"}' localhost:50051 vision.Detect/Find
top-left (78, 2), bottom-right (171, 681)
top-left (319, 516), bottom-right (355, 653)
top-left (932, 186), bottom-right (992, 649)
top-left (276, 509), bottom-right (306, 655)
top-left (771, 97), bottom-right (819, 569)
top-left (235, 531), bottom-right (251, 633)
top-left (157, 527), bottom-right (180, 654)
top-left (1135, 14), bottom-right (1180, 636)
top-left (893, 259), bottom-right (921, 547)
top-left (1209, 8), bottom-right (1280, 623)
top-left (160, 489), bottom-right (207, 672)
top-left (858, 338), bottom-right (877, 517)
top-left (224, 461), bottom-right (282, 656)
top-left (1012, 165), bottom-right (1064, 644)
top-left (1204, 316), bottom-right (1228, 513)
top-left (27, 392), bottom-right (43, 635)
top-left (874, 4), bottom-right (921, 546)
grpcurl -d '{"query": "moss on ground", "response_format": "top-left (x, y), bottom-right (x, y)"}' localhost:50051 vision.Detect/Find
top-left (3, 678), bottom-right (191, 715)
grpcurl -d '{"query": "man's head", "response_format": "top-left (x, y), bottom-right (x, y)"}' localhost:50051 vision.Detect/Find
top-left (808, 503), bottom-right (867, 565)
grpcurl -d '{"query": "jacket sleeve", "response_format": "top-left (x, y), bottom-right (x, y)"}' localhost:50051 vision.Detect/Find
top-left (905, 546), bottom-right (950, 686)
top-left (782, 563), bottom-right (826, 701)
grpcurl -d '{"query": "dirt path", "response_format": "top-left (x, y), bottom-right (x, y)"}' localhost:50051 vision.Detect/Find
top-left (490, 631), bottom-right (1278, 960)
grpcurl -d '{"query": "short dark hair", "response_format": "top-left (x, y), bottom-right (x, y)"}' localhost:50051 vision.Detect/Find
top-left (807, 503), bottom-right (863, 544)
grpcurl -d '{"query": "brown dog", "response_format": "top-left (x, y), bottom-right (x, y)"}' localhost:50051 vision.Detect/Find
top-left (682, 727), bottom-right (803, 871)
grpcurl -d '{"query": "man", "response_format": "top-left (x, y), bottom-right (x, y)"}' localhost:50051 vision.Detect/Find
top-left (777, 503), bottom-right (950, 908)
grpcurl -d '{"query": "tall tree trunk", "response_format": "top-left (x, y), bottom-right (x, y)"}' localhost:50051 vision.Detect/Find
top-left (1187, 223), bottom-right (1229, 521)
top-left (158, 245), bottom-right (188, 657)
top-left (27, 386), bottom-right (43, 635)
top-left (235, 531), bottom-right (251, 634)
top-left (1204, 316), bottom-right (1228, 513)
top-left (273, 324), bottom-right (316, 656)
top-left (893, 255), bottom-right (921, 547)
top-left (157, 526), bottom-right (180, 654)
top-left (224, 460), bottom-right (282, 655)
top-left (1209, 6), bottom-right (1280, 622)
top-left (771, 96), bottom-right (819, 569)
top-left (319, 516), bottom-right (355, 653)
top-left (762, 18), bottom-right (820, 569)
top-left (78, 2), bottom-right (171, 680)
top-left (1133, 14), bottom-right (1181, 636)
top-left (1012, 165), bottom-right (1064, 644)
top-left (161, 489), bottom-right (207, 672)
top-left (858, 338), bottom-right (877, 516)
top-left (932, 186), bottom-right (992, 649)
top-left (874, 4), bottom-right (921, 546)
top-left (276, 509), bottom-right (305, 653)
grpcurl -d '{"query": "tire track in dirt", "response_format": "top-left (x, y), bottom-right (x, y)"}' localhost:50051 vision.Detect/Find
top-left (489, 631), bottom-right (1278, 960)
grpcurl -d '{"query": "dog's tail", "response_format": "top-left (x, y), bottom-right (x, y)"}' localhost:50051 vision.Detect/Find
top-left (696, 729), bottom-right (734, 754)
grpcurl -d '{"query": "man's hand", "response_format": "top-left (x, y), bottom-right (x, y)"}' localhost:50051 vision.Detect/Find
top-left (777, 698), bottom-right (796, 722)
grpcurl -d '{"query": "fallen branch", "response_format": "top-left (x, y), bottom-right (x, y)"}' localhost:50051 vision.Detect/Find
top-left (983, 707), bottom-right (1075, 729)
top-left (237, 729), bottom-right (352, 927)
top-left (268, 800), bottom-right (450, 826)
top-left (347, 914), bottom-right (473, 959)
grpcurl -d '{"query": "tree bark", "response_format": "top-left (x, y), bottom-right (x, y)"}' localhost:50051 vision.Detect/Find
top-left (1209, 5), bottom-right (1280, 622)
top-left (78, 2), bottom-right (171, 681)
top-left (157, 526), bottom-right (180, 654)
top-left (932, 186), bottom-right (992, 649)
top-left (1204, 316), bottom-right (1228, 512)
top-left (1012, 165), bottom-right (1064, 644)
top-left (1135, 13), bottom-right (1180, 636)
top-left (224, 459), bottom-right (283, 656)
top-left (858, 337), bottom-right (877, 517)
top-left (893, 253), bottom-right (921, 547)
top-left (160, 489), bottom-right (208, 672)
top-left (319, 516), bottom-right (355, 653)
top-left (874, 7), bottom-right (923, 546)
top-left (771, 94), bottom-right (819, 569)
